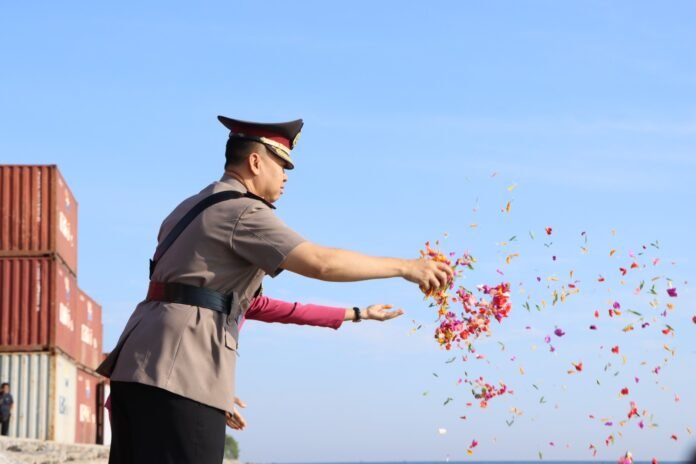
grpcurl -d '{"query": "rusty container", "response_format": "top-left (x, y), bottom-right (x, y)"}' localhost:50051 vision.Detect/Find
top-left (75, 290), bottom-right (103, 370)
top-left (0, 257), bottom-right (79, 360)
top-left (75, 367), bottom-right (100, 444)
top-left (0, 165), bottom-right (78, 275)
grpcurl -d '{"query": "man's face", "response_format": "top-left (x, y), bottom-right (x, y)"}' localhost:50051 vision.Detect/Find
top-left (257, 149), bottom-right (288, 203)
top-left (1, 385), bottom-right (8, 394)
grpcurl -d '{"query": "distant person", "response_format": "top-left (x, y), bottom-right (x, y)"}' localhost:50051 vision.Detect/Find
top-left (97, 116), bottom-right (453, 464)
top-left (0, 382), bottom-right (13, 436)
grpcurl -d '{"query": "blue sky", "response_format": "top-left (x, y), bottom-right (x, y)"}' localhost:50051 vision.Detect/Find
top-left (1, 1), bottom-right (695, 462)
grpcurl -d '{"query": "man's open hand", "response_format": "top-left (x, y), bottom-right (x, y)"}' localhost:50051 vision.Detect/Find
top-left (226, 397), bottom-right (247, 430)
top-left (365, 304), bottom-right (404, 321)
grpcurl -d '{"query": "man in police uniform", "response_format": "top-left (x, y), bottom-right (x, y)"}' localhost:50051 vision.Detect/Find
top-left (97, 116), bottom-right (453, 464)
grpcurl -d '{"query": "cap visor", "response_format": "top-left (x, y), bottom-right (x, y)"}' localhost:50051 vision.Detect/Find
top-left (265, 144), bottom-right (294, 170)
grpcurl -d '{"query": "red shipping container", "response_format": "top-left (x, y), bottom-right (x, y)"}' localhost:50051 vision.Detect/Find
top-left (76, 290), bottom-right (103, 370)
top-left (0, 257), bottom-right (79, 360)
top-left (75, 367), bottom-right (100, 444)
top-left (0, 165), bottom-right (78, 275)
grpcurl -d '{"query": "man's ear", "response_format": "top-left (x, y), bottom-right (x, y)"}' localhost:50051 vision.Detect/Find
top-left (248, 152), bottom-right (263, 175)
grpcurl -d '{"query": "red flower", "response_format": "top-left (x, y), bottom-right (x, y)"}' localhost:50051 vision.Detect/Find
top-left (627, 401), bottom-right (639, 419)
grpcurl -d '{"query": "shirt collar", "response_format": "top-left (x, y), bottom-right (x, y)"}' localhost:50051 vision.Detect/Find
top-left (219, 174), bottom-right (276, 210)
top-left (220, 174), bottom-right (248, 192)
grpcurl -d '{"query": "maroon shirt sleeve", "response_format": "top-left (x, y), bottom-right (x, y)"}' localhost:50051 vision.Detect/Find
top-left (241, 295), bottom-right (345, 330)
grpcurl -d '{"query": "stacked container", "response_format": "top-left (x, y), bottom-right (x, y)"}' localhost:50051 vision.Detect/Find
top-left (0, 165), bottom-right (106, 444)
top-left (0, 165), bottom-right (78, 273)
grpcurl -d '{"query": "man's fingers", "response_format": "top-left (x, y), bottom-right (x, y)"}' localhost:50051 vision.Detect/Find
top-left (367, 304), bottom-right (402, 321)
top-left (226, 413), bottom-right (243, 430)
top-left (436, 270), bottom-right (449, 288)
top-left (428, 276), bottom-right (439, 292)
top-left (226, 410), bottom-right (247, 429)
top-left (385, 309), bottom-right (404, 320)
top-left (226, 418), bottom-right (242, 430)
top-left (228, 418), bottom-right (243, 429)
top-left (234, 397), bottom-right (247, 408)
top-left (234, 412), bottom-right (247, 427)
top-left (437, 262), bottom-right (455, 279)
top-left (229, 414), bottom-right (246, 429)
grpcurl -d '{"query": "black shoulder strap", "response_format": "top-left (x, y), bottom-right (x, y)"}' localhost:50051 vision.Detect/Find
top-left (149, 190), bottom-right (251, 278)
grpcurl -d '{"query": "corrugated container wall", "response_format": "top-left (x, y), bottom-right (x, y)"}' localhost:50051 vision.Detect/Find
top-left (0, 351), bottom-right (77, 442)
top-left (52, 353), bottom-right (77, 443)
top-left (76, 290), bottom-right (103, 370)
top-left (75, 368), bottom-right (99, 444)
top-left (0, 165), bottom-right (78, 275)
top-left (0, 257), bottom-right (79, 360)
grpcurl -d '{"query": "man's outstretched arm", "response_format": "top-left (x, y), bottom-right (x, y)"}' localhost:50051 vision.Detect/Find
top-left (282, 242), bottom-right (453, 291)
top-left (243, 295), bottom-right (403, 330)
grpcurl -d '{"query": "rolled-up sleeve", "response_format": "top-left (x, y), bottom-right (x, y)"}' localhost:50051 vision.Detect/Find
top-left (231, 205), bottom-right (306, 276)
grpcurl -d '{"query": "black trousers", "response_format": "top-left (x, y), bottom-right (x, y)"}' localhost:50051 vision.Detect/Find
top-left (109, 381), bottom-right (226, 464)
top-left (1, 417), bottom-right (9, 436)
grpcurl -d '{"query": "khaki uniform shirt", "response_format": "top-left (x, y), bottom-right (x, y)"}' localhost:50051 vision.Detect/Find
top-left (96, 175), bottom-right (305, 412)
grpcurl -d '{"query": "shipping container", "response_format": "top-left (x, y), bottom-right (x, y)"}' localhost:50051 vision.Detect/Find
top-left (0, 257), bottom-right (79, 361)
top-left (75, 368), bottom-right (99, 444)
top-left (76, 290), bottom-right (103, 370)
top-left (0, 165), bottom-right (78, 274)
top-left (96, 381), bottom-right (111, 446)
top-left (0, 351), bottom-right (77, 442)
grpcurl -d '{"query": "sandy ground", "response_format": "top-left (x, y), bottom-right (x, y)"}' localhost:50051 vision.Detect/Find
top-left (0, 436), bottom-right (240, 464)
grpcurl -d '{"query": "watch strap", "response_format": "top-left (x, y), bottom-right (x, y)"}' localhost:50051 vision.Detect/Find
top-left (352, 306), bottom-right (362, 322)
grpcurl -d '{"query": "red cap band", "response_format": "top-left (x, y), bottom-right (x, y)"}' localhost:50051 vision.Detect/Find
top-left (229, 123), bottom-right (291, 149)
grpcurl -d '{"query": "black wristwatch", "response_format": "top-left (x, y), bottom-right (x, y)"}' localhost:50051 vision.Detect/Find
top-left (352, 306), bottom-right (362, 323)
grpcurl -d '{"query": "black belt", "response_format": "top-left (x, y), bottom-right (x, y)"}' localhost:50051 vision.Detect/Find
top-left (146, 282), bottom-right (232, 315)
